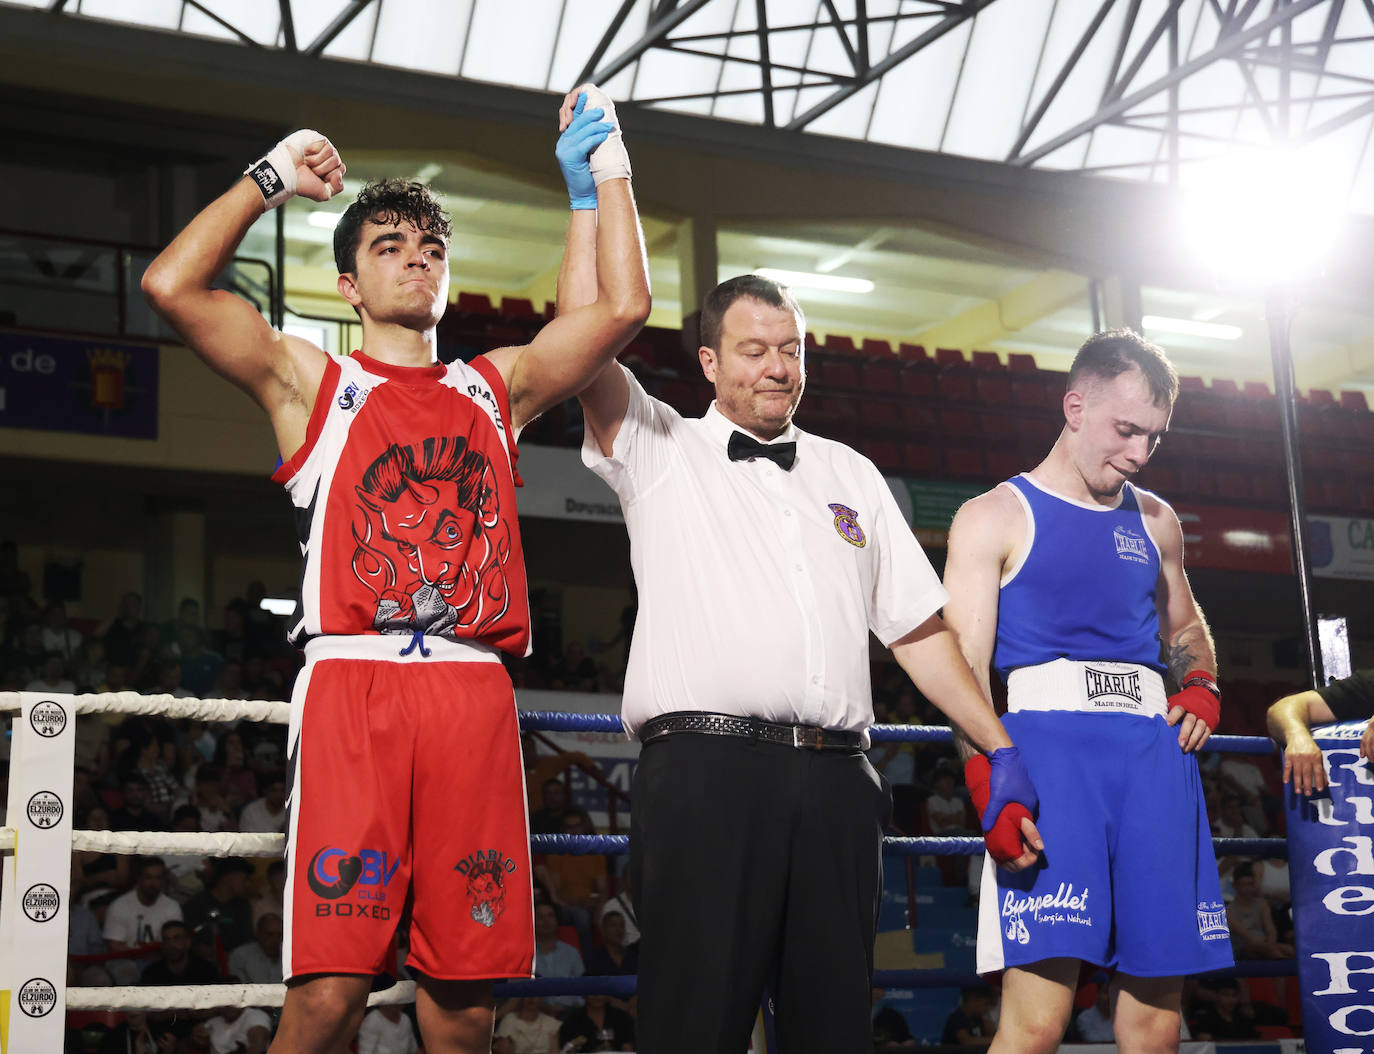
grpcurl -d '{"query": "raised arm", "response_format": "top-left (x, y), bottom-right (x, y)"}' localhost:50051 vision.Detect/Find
top-left (141, 131), bottom-right (344, 459)
top-left (485, 85), bottom-right (649, 433)
top-left (1146, 494), bottom-right (1220, 753)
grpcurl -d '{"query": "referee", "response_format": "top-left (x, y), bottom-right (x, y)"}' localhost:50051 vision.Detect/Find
top-left (1268, 670), bottom-right (1374, 796)
top-left (567, 270), bottom-right (1043, 1054)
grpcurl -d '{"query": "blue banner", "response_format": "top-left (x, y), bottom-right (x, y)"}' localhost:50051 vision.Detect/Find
top-left (0, 330), bottom-right (158, 439)
top-left (1288, 721), bottom-right (1374, 1053)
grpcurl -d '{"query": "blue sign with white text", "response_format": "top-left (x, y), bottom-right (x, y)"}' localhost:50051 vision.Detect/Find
top-left (0, 330), bottom-right (158, 439)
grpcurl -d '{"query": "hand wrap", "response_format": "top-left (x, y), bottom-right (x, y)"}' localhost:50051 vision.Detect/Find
top-left (965, 747), bottom-right (1038, 866)
top-left (556, 93), bottom-right (613, 210)
top-left (1169, 670), bottom-right (1220, 731)
top-left (579, 84), bottom-right (632, 186)
top-left (244, 129), bottom-right (327, 212)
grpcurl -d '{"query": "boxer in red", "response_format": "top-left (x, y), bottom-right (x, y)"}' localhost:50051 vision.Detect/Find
top-left (142, 85), bottom-right (648, 1054)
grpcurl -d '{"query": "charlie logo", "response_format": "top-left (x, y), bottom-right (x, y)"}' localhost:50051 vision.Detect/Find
top-left (1197, 900), bottom-right (1228, 942)
top-left (29, 699), bottom-right (67, 738)
top-left (337, 382), bottom-right (370, 412)
top-left (456, 849), bottom-right (519, 928)
top-left (1113, 526), bottom-right (1150, 564)
top-left (22, 883), bottom-right (60, 922)
top-left (1084, 666), bottom-right (1143, 709)
top-left (18, 978), bottom-right (56, 1018)
top-left (827, 503), bottom-right (866, 548)
top-left (27, 790), bottom-right (64, 829)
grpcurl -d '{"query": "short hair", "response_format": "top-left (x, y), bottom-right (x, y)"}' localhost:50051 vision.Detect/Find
top-left (1067, 328), bottom-right (1178, 409)
top-left (172, 804), bottom-right (202, 826)
top-left (334, 177), bottom-right (452, 274)
top-left (133, 855), bottom-right (166, 877)
top-left (699, 274), bottom-right (805, 352)
top-left (160, 919), bottom-right (189, 938)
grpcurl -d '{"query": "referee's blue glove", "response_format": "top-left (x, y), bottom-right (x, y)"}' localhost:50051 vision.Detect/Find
top-left (555, 93), bottom-right (613, 210)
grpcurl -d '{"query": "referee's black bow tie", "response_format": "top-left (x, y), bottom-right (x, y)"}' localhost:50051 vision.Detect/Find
top-left (728, 430), bottom-right (797, 470)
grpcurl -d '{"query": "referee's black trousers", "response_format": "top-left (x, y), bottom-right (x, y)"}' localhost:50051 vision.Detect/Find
top-left (630, 731), bottom-right (891, 1054)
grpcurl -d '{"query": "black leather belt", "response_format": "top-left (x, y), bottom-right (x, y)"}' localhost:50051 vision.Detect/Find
top-left (638, 711), bottom-right (864, 751)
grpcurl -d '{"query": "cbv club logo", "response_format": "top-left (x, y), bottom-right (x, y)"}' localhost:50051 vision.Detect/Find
top-left (308, 846), bottom-right (400, 911)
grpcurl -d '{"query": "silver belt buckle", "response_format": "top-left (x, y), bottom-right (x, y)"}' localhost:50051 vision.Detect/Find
top-left (793, 725), bottom-right (822, 750)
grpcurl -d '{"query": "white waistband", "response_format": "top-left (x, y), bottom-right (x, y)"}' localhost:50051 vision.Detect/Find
top-left (304, 633), bottom-right (502, 664)
top-left (1006, 659), bottom-right (1168, 718)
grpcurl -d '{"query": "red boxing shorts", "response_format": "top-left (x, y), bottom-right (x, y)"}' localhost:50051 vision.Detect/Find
top-left (283, 635), bottom-right (534, 981)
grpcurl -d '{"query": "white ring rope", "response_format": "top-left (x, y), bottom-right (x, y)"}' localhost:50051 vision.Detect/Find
top-left (0, 828), bottom-right (285, 856)
top-left (68, 981), bottom-right (415, 1012)
top-left (0, 690), bottom-right (289, 724)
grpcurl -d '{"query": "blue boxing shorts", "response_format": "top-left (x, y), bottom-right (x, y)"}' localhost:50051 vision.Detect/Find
top-left (975, 660), bottom-right (1234, 977)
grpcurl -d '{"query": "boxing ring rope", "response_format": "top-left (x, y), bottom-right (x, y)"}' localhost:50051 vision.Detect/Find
top-left (0, 691), bottom-right (1297, 1023)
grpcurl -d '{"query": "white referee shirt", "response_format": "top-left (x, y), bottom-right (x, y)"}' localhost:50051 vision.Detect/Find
top-left (583, 365), bottom-right (948, 739)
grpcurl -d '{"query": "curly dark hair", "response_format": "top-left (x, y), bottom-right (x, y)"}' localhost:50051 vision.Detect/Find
top-left (333, 177), bottom-right (451, 274)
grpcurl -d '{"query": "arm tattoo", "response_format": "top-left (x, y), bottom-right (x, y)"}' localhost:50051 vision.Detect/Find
top-left (1166, 623), bottom-right (1215, 684)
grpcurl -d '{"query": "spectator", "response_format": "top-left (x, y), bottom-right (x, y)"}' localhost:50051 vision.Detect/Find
top-left (184, 857), bottom-right (256, 962)
top-left (1227, 864), bottom-right (1294, 960)
top-left (227, 913), bottom-right (283, 985)
top-left (494, 997), bottom-right (561, 1054)
top-left (103, 856), bottom-right (183, 982)
top-left (163, 803), bottom-right (210, 901)
top-left (175, 625), bottom-right (224, 698)
top-left (68, 897), bottom-right (110, 987)
top-left (921, 766), bottom-right (977, 888)
top-left (355, 1005), bottom-right (419, 1054)
top-left (74, 804), bottom-right (131, 894)
top-left (1074, 986), bottom-right (1114, 1043)
top-left (205, 1004), bottom-right (272, 1054)
top-left (238, 771), bottom-right (287, 833)
top-left (1213, 792), bottom-right (1259, 891)
top-left (558, 993), bottom-right (636, 1051)
top-left (119, 728), bottom-right (181, 820)
top-left (598, 891), bottom-right (639, 947)
top-left (99, 591), bottom-right (150, 669)
top-left (251, 860), bottom-right (286, 925)
top-left (95, 1010), bottom-right (178, 1054)
top-left (872, 999), bottom-right (915, 1048)
top-left (583, 910), bottom-right (638, 977)
top-left (24, 652), bottom-right (75, 695)
top-left (109, 775), bottom-right (166, 832)
top-left (1217, 754), bottom-right (1272, 834)
top-left (129, 622), bottom-right (166, 691)
top-left (941, 988), bottom-right (995, 1047)
top-left (142, 919), bottom-right (223, 984)
top-left (533, 902), bottom-right (585, 1014)
top-left (530, 778), bottom-right (574, 835)
top-left (39, 599), bottom-right (83, 660)
top-left (213, 600), bottom-right (251, 665)
top-left (538, 810), bottom-right (607, 951)
top-left (162, 596), bottom-right (202, 647)
top-left (152, 659), bottom-right (193, 699)
top-left (214, 730), bottom-right (258, 810)
top-left (550, 639), bottom-right (600, 692)
top-left (1191, 980), bottom-right (1260, 1041)
top-left (71, 638), bottom-right (108, 693)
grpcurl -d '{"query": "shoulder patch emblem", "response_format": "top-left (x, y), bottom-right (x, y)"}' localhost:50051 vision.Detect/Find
top-left (828, 503), bottom-right (866, 548)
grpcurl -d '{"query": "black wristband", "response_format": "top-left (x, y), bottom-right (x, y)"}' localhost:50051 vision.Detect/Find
top-left (1182, 675), bottom-right (1221, 700)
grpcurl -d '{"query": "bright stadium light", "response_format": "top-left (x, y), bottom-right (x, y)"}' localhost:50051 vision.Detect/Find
top-left (1176, 147), bottom-right (1346, 286)
top-left (1142, 315), bottom-right (1243, 341)
top-left (754, 268), bottom-right (875, 294)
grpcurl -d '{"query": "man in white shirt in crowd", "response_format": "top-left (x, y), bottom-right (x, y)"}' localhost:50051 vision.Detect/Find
top-left (228, 912), bottom-right (284, 985)
top-left (356, 1005), bottom-right (420, 1054)
top-left (238, 771), bottom-right (287, 833)
top-left (102, 855), bottom-right (183, 984)
top-left (574, 272), bottom-right (1043, 1054)
top-left (532, 902), bottom-right (584, 1015)
top-left (206, 1004), bottom-right (272, 1054)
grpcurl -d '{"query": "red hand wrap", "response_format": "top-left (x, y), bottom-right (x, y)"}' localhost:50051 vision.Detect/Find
top-left (964, 755), bottom-right (1034, 866)
top-left (1169, 670), bottom-right (1220, 731)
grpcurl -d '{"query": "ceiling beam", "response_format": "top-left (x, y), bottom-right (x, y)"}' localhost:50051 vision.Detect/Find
top-left (911, 269), bottom-right (1089, 348)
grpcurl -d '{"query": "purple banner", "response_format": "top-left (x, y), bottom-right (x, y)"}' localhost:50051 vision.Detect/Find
top-left (1287, 721), bottom-right (1374, 1053)
top-left (0, 330), bottom-right (158, 439)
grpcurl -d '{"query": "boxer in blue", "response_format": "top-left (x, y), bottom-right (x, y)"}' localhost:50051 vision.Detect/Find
top-left (944, 329), bottom-right (1233, 1054)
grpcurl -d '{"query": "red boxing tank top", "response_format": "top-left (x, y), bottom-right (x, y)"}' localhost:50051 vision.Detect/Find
top-left (273, 351), bottom-right (530, 656)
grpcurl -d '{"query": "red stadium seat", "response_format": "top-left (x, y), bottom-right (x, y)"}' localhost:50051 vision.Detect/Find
top-left (943, 445), bottom-right (985, 479)
top-left (971, 350), bottom-right (1003, 370)
top-left (897, 343), bottom-right (930, 363)
top-left (867, 440), bottom-right (900, 471)
top-left (939, 409), bottom-right (979, 437)
top-left (984, 449), bottom-right (1022, 482)
top-left (901, 442), bottom-right (935, 475)
top-left (823, 334), bottom-right (859, 356)
top-left (1178, 375), bottom-right (1207, 392)
top-left (457, 291), bottom-right (496, 315)
top-left (1007, 352), bottom-right (1037, 373)
top-left (935, 347), bottom-right (967, 368)
top-left (861, 338), bottom-right (894, 358)
top-left (500, 296), bottom-right (536, 319)
top-left (1242, 381), bottom-right (1272, 399)
top-left (974, 373), bottom-right (1012, 404)
top-left (936, 371), bottom-right (975, 403)
top-left (901, 366), bottom-right (937, 399)
top-left (1306, 388), bottom-right (1336, 406)
top-left (1340, 390), bottom-right (1370, 413)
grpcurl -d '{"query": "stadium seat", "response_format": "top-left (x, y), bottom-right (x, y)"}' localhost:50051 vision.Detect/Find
top-left (1007, 352), bottom-right (1037, 372)
top-left (901, 365), bottom-right (937, 399)
top-left (862, 338), bottom-right (894, 358)
top-left (936, 371), bottom-right (975, 402)
top-left (1340, 390), bottom-right (1370, 413)
top-left (901, 443), bottom-right (936, 476)
top-left (897, 343), bottom-right (930, 363)
top-left (456, 291), bottom-right (496, 315)
top-left (822, 334), bottom-right (859, 356)
top-left (944, 446), bottom-right (986, 479)
top-left (935, 347), bottom-right (967, 368)
top-left (974, 372), bottom-right (1012, 404)
top-left (939, 409), bottom-right (980, 437)
top-left (499, 296), bottom-right (536, 319)
top-left (971, 350), bottom-right (1003, 370)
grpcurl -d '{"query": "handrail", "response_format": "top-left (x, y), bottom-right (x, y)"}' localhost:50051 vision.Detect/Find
top-left (526, 727), bottom-right (632, 839)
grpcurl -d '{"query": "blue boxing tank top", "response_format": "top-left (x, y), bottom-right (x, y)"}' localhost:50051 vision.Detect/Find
top-left (993, 474), bottom-right (1164, 682)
